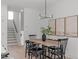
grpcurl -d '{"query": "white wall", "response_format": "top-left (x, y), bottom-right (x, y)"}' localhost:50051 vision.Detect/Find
top-left (66, 37), bottom-right (78, 59)
top-left (24, 8), bottom-right (43, 40)
top-left (47, 0), bottom-right (78, 59)
top-left (1, 0), bottom-right (7, 48)
top-left (21, 11), bottom-right (24, 30)
top-left (14, 11), bottom-right (20, 32)
top-left (48, 0), bottom-right (78, 19)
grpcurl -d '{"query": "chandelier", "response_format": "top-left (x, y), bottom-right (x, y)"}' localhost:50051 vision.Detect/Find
top-left (39, 0), bottom-right (53, 19)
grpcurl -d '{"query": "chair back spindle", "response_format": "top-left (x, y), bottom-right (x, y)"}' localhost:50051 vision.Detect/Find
top-left (58, 38), bottom-right (68, 54)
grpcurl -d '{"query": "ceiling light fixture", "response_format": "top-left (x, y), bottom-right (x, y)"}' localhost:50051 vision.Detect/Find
top-left (39, 0), bottom-right (53, 19)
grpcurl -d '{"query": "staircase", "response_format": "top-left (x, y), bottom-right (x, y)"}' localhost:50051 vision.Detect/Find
top-left (7, 20), bottom-right (18, 46)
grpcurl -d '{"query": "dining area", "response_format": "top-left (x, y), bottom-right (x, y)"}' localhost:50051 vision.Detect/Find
top-left (1, 0), bottom-right (78, 59)
top-left (25, 35), bottom-right (68, 59)
top-left (23, 14), bottom-right (78, 59)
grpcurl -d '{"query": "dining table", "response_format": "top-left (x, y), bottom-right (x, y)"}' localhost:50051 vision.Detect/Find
top-left (29, 39), bottom-right (63, 59)
top-left (29, 39), bottom-right (59, 47)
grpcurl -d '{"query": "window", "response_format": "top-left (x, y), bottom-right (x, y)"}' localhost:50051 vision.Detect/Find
top-left (56, 18), bottom-right (64, 35)
top-left (49, 15), bottom-right (78, 37)
top-left (66, 16), bottom-right (77, 37)
top-left (8, 11), bottom-right (14, 20)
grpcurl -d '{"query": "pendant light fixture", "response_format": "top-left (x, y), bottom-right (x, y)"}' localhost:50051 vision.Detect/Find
top-left (39, 0), bottom-right (53, 19)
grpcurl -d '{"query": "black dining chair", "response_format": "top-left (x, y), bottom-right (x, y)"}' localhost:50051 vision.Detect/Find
top-left (25, 40), bottom-right (30, 57)
top-left (27, 41), bottom-right (44, 59)
top-left (25, 40), bottom-right (36, 57)
top-left (48, 38), bottom-right (68, 59)
top-left (25, 34), bottom-right (37, 57)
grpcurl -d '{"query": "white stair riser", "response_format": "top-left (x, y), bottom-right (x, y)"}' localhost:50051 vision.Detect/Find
top-left (8, 41), bottom-right (17, 43)
top-left (8, 39), bottom-right (16, 41)
top-left (8, 34), bottom-right (16, 36)
top-left (8, 43), bottom-right (18, 46)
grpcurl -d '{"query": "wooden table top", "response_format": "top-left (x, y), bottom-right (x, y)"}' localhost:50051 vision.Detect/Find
top-left (29, 39), bottom-right (59, 46)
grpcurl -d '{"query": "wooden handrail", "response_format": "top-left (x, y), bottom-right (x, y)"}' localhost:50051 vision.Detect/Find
top-left (13, 20), bottom-right (18, 33)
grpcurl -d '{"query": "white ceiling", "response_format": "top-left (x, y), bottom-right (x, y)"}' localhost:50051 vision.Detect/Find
top-left (7, 0), bottom-right (57, 11)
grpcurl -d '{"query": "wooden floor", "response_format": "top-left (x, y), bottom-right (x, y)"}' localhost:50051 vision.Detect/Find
top-left (7, 45), bottom-right (47, 59)
top-left (8, 45), bottom-right (27, 59)
top-left (7, 45), bottom-right (70, 59)
top-left (8, 45), bottom-right (48, 59)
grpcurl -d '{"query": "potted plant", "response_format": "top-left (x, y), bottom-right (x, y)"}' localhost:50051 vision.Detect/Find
top-left (41, 25), bottom-right (53, 41)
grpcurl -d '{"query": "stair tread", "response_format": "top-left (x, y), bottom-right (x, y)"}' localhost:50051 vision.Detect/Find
top-left (8, 35), bottom-right (16, 36)
top-left (8, 38), bottom-right (16, 40)
top-left (8, 31), bottom-right (15, 33)
top-left (8, 39), bottom-right (17, 41)
top-left (8, 41), bottom-right (17, 43)
top-left (8, 43), bottom-right (18, 46)
top-left (8, 36), bottom-right (16, 37)
top-left (8, 37), bottom-right (16, 38)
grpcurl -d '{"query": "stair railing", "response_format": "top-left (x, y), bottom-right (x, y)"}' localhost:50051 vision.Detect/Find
top-left (12, 20), bottom-right (20, 45)
top-left (13, 20), bottom-right (18, 33)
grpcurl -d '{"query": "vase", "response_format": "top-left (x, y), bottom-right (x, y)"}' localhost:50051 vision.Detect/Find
top-left (42, 33), bottom-right (46, 41)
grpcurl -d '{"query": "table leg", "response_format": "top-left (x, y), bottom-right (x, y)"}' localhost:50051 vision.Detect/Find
top-left (60, 45), bottom-right (63, 59)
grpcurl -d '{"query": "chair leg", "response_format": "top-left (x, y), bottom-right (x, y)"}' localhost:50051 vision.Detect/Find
top-left (64, 55), bottom-right (65, 59)
top-left (40, 54), bottom-right (41, 59)
top-left (28, 52), bottom-right (31, 59)
top-left (51, 54), bottom-right (53, 59)
top-left (36, 56), bottom-right (38, 59)
top-left (54, 50), bottom-right (56, 59)
top-left (28, 54), bottom-right (30, 59)
top-left (48, 49), bottom-right (50, 57)
top-left (31, 53), bottom-right (32, 59)
top-left (25, 43), bottom-right (28, 57)
top-left (54, 55), bottom-right (56, 59)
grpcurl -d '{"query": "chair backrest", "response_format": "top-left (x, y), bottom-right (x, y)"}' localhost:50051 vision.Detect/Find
top-left (25, 40), bottom-right (33, 48)
top-left (58, 38), bottom-right (68, 54)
